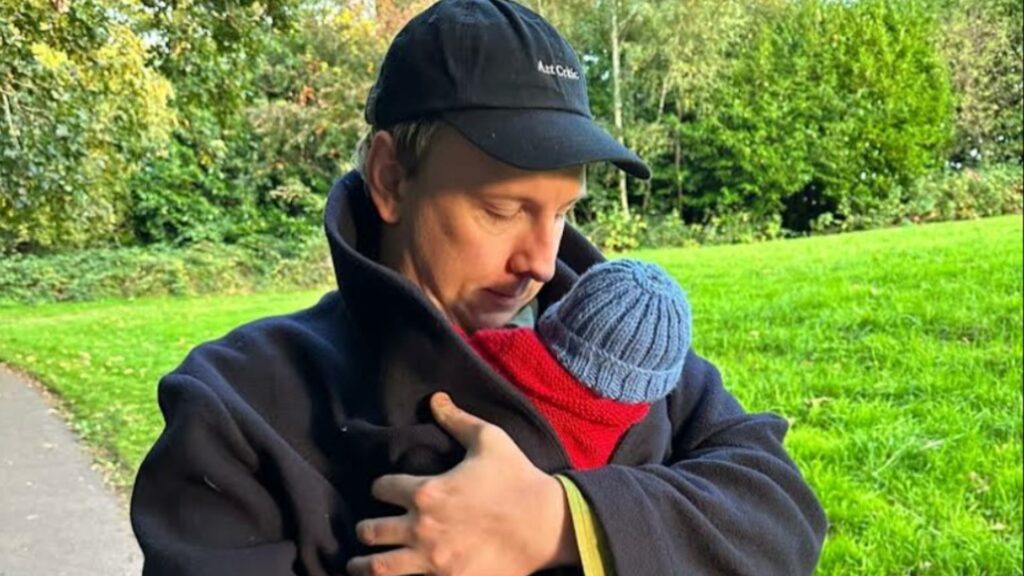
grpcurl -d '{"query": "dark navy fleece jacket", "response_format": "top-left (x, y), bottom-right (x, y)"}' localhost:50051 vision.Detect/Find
top-left (130, 171), bottom-right (827, 576)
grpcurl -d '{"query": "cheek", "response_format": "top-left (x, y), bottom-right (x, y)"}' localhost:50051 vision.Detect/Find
top-left (430, 211), bottom-right (515, 285)
top-left (411, 206), bottom-right (500, 287)
top-left (452, 223), bottom-right (509, 278)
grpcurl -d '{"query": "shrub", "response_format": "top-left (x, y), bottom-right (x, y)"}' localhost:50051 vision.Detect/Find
top-left (809, 164), bottom-right (1023, 233)
top-left (904, 165), bottom-right (1023, 222)
top-left (697, 211), bottom-right (788, 245)
top-left (679, 0), bottom-right (954, 229)
top-left (580, 210), bottom-right (648, 253)
top-left (0, 236), bottom-right (331, 305)
top-left (0, 5), bottom-right (175, 254)
top-left (639, 215), bottom-right (701, 249)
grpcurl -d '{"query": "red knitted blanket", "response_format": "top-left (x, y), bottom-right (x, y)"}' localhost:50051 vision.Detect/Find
top-left (468, 327), bottom-right (649, 470)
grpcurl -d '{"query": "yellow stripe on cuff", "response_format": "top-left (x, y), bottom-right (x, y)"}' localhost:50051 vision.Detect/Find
top-left (555, 475), bottom-right (614, 576)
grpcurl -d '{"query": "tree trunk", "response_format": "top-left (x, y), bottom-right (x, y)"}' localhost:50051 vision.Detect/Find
top-left (611, 0), bottom-right (629, 216)
top-left (1, 87), bottom-right (18, 149)
top-left (674, 136), bottom-right (683, 214)
top-left (359, 0), bottom-right (377, 20)
top-left (658, 76), bottom-right (670, 117)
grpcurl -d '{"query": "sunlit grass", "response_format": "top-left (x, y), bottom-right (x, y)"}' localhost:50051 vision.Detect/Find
top-left (2, 215), bottom-right (1021, 574)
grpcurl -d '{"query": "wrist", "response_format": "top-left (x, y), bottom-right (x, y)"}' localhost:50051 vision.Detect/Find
top-left (535, 474), bottom-right (580, 569)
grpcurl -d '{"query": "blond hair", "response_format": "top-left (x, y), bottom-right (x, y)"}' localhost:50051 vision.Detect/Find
top-left (353, 119), bottom-right (443, 178)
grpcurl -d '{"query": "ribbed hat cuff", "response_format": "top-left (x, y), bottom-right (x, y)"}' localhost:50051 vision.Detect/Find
top-left (537, 302), bottom-right (683, 403)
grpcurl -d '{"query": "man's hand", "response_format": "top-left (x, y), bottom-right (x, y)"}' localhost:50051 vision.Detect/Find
top-left (346, 392), bottom-right (579, 576)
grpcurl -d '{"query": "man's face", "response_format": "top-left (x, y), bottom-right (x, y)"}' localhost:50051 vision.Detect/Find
top-left (379, 127), bottom-right (584, 333)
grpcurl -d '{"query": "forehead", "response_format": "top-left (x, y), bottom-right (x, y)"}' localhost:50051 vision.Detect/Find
top-left (417, 126), bottom-right (585, 201)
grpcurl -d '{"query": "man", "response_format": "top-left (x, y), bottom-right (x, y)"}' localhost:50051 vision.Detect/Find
top-left (131, 1), bottom-right (827, 575)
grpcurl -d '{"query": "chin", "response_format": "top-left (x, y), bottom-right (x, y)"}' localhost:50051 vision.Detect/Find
top-left (457, 310), bottom-right (513, 334)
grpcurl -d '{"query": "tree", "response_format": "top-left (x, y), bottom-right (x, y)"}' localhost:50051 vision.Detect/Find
top-left (128, 0), bottom-right (431, 246)
top-left (937, 0), bottom-right (1023, 166)
top-left (243, 4), bottom-right (389, 240)
top-left (679, 0), bottom-right (954, 230)
top-left (525, 0), bottom-right (757, 218)
top-left (0, 0), bottom-right (174, 253)
top-left (620, 0), bottom-right (757, 215)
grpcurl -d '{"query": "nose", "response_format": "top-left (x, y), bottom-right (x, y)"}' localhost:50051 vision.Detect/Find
top-left (508, 218), bottom-right (561, 283)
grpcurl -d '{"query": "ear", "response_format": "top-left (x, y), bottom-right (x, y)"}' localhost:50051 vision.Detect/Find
top-left (364, 131), bottom-right (405, 224)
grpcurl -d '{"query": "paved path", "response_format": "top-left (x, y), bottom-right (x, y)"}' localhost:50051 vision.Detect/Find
top-left (0, 366), bottom-right (144, 576)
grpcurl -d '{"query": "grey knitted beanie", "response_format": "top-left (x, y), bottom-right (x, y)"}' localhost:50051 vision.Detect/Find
top-left (537, 259), bottom-right (692, 403)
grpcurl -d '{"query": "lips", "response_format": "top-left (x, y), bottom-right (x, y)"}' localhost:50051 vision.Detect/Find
top-left (483, 286), bottom-right (528, 308)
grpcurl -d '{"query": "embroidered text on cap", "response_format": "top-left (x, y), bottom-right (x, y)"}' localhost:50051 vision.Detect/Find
top-left (538, 60), bottom-right (580, 80)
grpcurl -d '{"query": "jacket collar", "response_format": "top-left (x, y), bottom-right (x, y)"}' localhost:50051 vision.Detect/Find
top-left (323, 171), bottom-right (606, 473)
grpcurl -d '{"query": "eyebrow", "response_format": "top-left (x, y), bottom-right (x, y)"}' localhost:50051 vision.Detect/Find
top-left (560, 195), bottom-right (583, 210)
top-left (483, 187), bottom-right (585, 209)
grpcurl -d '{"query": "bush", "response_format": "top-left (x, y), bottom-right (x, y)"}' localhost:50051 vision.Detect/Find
top-left (939, 0), bottom-right (1024, 168)
top-left (580, 210), bottom-right (648, 253)
top-left (639, 215), bottom-right (701, 249)
top-left (583, 209), bottom-right (791, 251)
top-left (810, 164), bottom-right (1023, 233)
top-left (0, 4), bottom-right (175, 254)
top-left (904, 165), bottom-right (1023, 222)
top-left (679, 0), bottom-right (954, 229)
top-left (127, 138), bottom-right (235, 245)
top-left (0, 236), bottom-right (331, 305)
top-left (695, 212), bottom-right (788, 245)
top-left (639, 212), bottom-right (789, 248)
top-left (621, 164), bottom-right (1021, 248)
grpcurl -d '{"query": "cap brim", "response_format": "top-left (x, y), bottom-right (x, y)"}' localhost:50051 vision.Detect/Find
top-left (441, 109), bottom-right (651, 180)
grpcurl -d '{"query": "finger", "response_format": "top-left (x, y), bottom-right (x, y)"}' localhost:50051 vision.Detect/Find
top-left (355, 514), bottom-right (414, 547)
top-left (346, 548), bottom-right (429, 576)
top-left (371, 474), bottom-right (427, 510)
top-left (430, 392), bottom-right (491, 448)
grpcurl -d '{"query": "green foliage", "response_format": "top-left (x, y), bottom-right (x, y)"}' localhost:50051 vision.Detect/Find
top-left (937, 0), bottom-right (1024, 166)
top-left (807, 163), bottom-right (1023, 233)
top-left (591, 210), bottom-right (790, 250)
top-left (1, 0), bottom-right (1021, 257)
top-left (0, 236), bottom-right (330, 305)
top-left (241, 5), bottom-right (385, 237)
top-left (687, 211), bottom-right (787, 246)
top-left (680, 0), bottom-right (955, 230)
top-left (124, 0), bottom-right (309, 246)
top-left (595, 165), bottom-right (1021, 249)
top-left (581, 209), bottom-right (648, 252)
top-left (139, 0), bottom-right (299, 121)
top-left (122, 2), bottom-right (393, 248)
top-left (128, 138), bottom-right (236, 244)
top-left (533, 0), bottom-right (757, 216)
top-left (635, 214), bottom-right (700, 249)
top-left (904, 164), bottom-right (1024, 222)
top-left (0, 0), bottom-right (175, 253)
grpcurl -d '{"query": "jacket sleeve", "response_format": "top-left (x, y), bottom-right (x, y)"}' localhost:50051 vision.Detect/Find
top-left (130, 371), bottom-right (302, 576)
top-left (563, 351), bottom-right (828, 575)
top-left (555, 475), bottom-right (614, 576)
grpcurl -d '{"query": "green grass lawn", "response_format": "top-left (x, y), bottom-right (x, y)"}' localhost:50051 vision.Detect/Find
top-left (1, 216), bottom-right (1021, 575)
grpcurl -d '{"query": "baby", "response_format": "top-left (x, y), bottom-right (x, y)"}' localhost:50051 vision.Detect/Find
top-left (467, 259), bottom-right (692, 470)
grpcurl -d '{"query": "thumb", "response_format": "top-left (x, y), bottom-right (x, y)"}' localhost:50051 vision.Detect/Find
top-left (431, 392), bottom-right (489, 450)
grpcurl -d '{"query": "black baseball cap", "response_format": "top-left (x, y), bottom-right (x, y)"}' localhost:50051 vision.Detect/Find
top-left (365, 0), bottom-right (651, 179)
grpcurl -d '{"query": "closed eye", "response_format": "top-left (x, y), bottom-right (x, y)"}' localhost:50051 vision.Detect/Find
top-left (483, 202), bottom-right (522, 222)
top-left (556, 200), bottom-right (580, 220)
